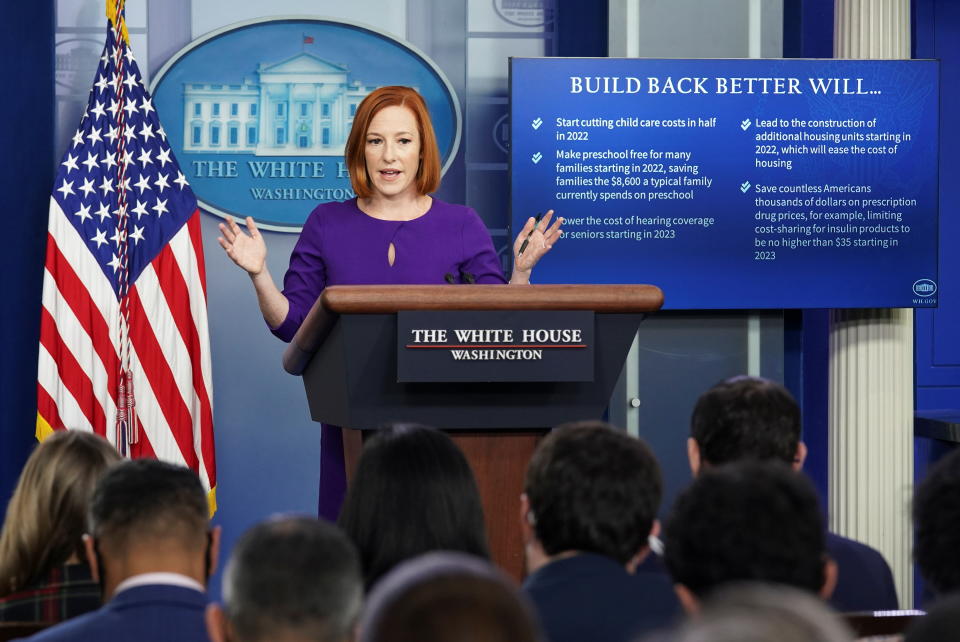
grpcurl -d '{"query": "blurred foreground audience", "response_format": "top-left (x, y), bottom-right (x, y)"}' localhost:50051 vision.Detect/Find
top-left (913, 447), bottom-right (960, 600)
top-left (7, 379), bottom-right (951, 642)
top-left (23, 459), bottom-right (217, 641)
top-left (206, 515), bottom-right (362, 642)
top-left (360, 552), bottom-right (540, 642)
top-left (0, 430), bottom-right (120, 623)
top-left (338, 424), bottom-right (489, 590)
top-left (904, 593), bottom-right (960, 642)
top-left (688, 375), bottom-right (899, 611)
top-left (665, 460), bottom-right (835, 612)
top-left (520, 421), bottom-right (679, 642)
top-left (662, 583), bottom-right (854, 642)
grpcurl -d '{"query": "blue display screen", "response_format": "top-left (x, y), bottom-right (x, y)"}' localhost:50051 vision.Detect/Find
top-left (510, 58), bottom-right (939, 309)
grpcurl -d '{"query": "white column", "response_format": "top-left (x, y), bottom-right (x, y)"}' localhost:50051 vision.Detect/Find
top-left (830, 0), bottom-right (913, 608)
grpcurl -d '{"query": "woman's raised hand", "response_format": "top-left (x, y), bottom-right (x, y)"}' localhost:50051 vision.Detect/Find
top-left (218, 216), bottom-right (289, 328)
top-left (512, 209), bottom-right (563, 280)
top-left (218, 216), bottom-right (267, 276)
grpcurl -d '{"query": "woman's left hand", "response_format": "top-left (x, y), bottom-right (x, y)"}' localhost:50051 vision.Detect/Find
top-left (511, 209), bottom-right (563, 282)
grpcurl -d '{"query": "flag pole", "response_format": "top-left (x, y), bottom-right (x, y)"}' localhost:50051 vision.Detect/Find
top-left (106, 0), bottom-right (130, 46)
top-left (108, 0), bottom-right (139, 453)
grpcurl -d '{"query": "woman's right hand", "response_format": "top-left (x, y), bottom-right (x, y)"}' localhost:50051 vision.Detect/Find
top-left (218, 216), bottom-right (266, 276)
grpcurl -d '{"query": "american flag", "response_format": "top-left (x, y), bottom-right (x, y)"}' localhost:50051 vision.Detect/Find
top-left (37, 6), bottom-right (216, 507)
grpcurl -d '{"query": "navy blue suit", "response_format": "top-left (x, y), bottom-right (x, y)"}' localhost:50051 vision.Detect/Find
top-left (20, 584), bottom-right (209, 642)
top-left (523, 553), bottom-right (681, 642)
top-left (826, 532), bottom-right (899, 612)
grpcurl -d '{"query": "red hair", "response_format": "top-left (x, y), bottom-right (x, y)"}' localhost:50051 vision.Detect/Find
top-left (345, 86), bottom-right (442, 198)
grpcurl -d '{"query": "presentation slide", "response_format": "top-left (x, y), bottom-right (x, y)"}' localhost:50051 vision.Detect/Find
top-left (510, 58), bottom-right (939, 309)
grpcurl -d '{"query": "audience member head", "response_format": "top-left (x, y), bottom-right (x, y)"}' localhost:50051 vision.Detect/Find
top-left (344, 86), bottom-right (441, 198)
top-left (360, 552), bottom-right (541, 642)
top-left (664, 460), bottom-right (835, 612)
top-left (664, 583), bottom-right (853, 642)
top-left (688, 376), bottom-right (804, 474)
top-left (0, 430), bottom-right (120, 595)
top-left (206, 516), bottom-right (362, 642)
top-left (337, 424), bottom-right (489, 589)
top-left (913, 448), bottom-right (960, 596)
top-left (904, 593), bottom-right (960, 642)
top-left (84, 458), bottom-right (218, 598)
top-left (521, 420), bottom-right (662, 572)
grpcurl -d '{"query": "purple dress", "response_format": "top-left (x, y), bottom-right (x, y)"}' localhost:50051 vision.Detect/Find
top-left (271, 198), bottom-right (506, 519)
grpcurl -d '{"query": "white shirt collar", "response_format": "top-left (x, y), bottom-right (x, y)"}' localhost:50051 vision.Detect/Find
top-left (114, 572), bottom-right (205, 596)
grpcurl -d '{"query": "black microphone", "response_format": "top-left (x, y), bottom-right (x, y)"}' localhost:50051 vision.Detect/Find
top-left (461, 270), bottom-right (476, 284)
top-left (444, 273), bottom-right (456, 284)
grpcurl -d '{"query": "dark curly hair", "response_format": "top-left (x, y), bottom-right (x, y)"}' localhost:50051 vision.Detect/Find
top-left (524, 421), bottom-right (662, 565)
top-left (664, 460), bottom-right (826, 598)
top-left (691, 376), bottom-right (801, 466)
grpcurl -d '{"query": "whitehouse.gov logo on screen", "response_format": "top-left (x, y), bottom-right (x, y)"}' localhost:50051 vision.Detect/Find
top-left (151, 17), bottom-right (461, 232)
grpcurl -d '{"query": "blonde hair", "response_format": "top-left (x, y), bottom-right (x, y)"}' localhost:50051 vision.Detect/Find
top-left (0, 430), bottom-right (120, 595)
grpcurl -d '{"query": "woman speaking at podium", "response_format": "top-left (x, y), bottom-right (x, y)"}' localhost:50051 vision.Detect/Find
top-left (218, 86), bottom-right (562, 518)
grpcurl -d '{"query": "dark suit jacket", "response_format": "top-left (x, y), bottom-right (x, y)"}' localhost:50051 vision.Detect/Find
top-left (522, 552), bottom-right (681, 642)
top-left (20, 584), bottom-right (209, 642)
top-left (826, 532), bottom-right (899, 612)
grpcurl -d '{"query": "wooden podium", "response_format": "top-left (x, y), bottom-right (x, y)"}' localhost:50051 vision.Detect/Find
top-left (283, 284), bottom-right (663, 579)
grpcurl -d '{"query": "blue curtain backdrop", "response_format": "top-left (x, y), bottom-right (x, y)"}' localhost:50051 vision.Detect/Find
top-left (0, 5), bottom-right (55, 503)
top-left (912, 0), bottom-right (960, 607)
